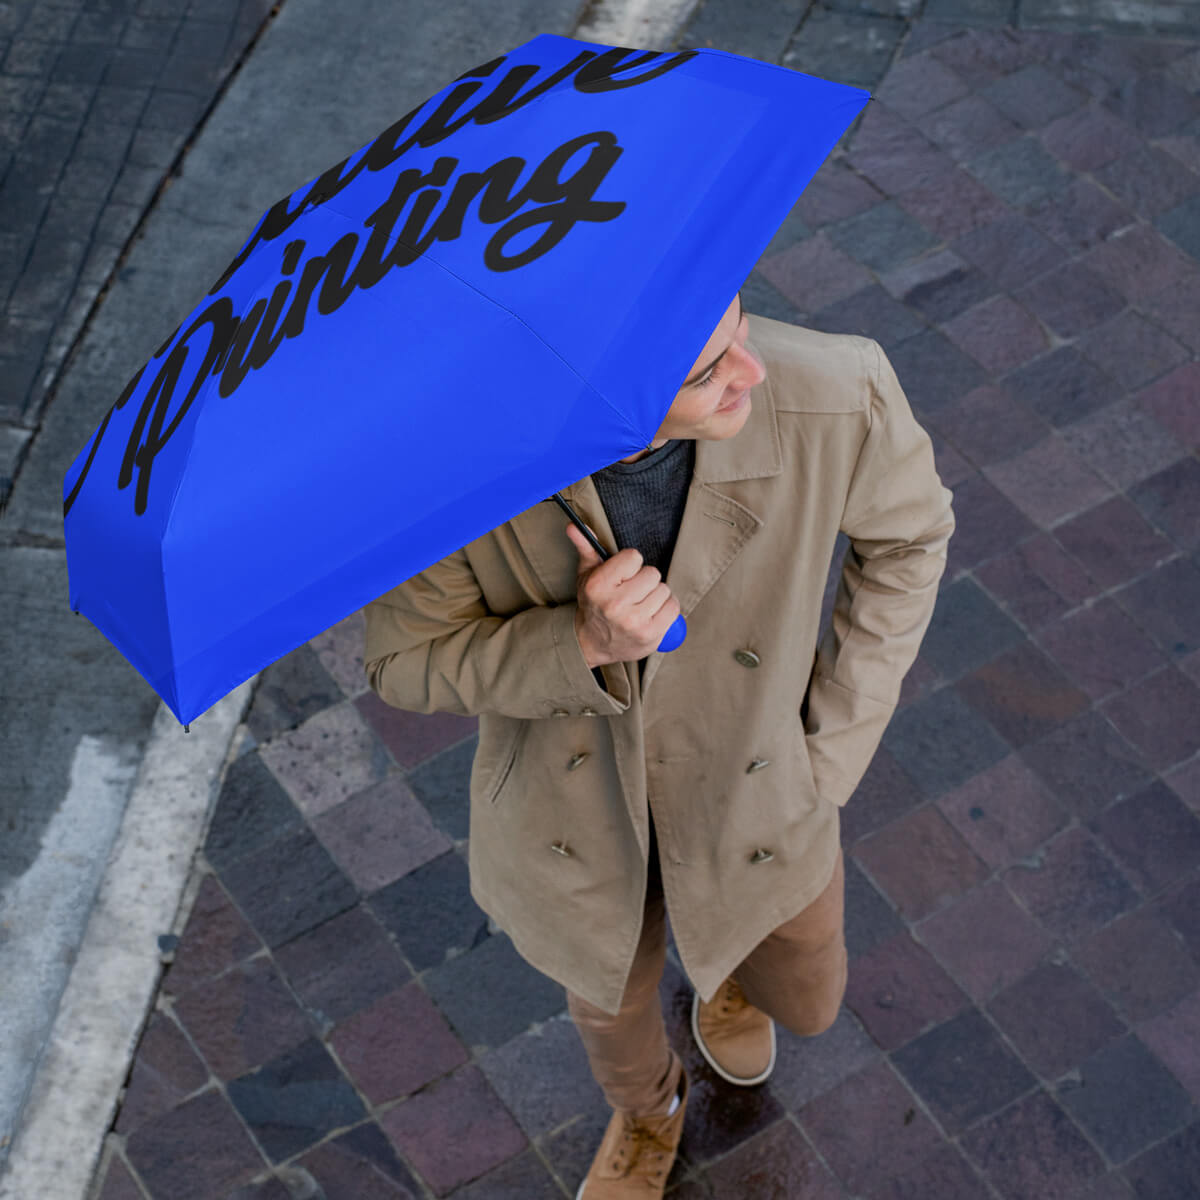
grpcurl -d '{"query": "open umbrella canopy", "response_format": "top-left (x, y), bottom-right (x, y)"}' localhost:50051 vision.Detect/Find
top-left (62, 33), bottom-right (869, 728)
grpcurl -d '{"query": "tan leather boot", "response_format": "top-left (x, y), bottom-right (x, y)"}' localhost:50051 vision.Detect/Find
top-left (576, 1067), bottom-right (689, 1198)
top-left (691, 975), bottom-right (776, 1085)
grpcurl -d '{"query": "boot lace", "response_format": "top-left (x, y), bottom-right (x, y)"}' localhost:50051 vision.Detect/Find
top-left (609, 1111), bottom-right (679, 1182)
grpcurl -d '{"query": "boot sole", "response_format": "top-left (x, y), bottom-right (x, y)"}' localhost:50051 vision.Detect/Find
top-left (690, 991), bottom-right (776, 1086)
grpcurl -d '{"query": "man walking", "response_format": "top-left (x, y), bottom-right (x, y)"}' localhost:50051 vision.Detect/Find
top-left (362, 291), bottom-right (954, 1196)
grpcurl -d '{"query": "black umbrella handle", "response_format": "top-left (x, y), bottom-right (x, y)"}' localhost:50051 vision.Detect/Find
top-left (549, 492), bottom-right (688, 652)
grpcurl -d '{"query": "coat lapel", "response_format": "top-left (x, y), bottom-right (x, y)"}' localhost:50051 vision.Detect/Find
top-left (509, 320), bottom-right (785, 698)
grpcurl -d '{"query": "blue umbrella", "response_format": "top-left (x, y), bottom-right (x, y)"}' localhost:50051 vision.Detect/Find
top-left (63, 34), bottom-right (869, 729)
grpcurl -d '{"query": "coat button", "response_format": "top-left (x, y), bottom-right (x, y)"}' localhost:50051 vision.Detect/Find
top-left (749, 848), bottom-right (774, 864)
top-left (734, 649), bottom-right (761, 668)
top-left (567, 753), bottom-right (589, 771)
top-left (552, 709), bottom-right (570, 718)
top-left (747, 759), bottom-right (770, 773)
top-left (551, 841), bottom-right (573, 856)
top-left (581, 707), bottom-right (598, 717)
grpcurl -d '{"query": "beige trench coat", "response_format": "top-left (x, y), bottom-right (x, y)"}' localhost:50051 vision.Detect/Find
top-left (362, 312), bottom-right (955, 1015)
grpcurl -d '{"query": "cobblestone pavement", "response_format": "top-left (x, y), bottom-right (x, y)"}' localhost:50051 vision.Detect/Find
top-left (71, 3), bottom-right (1200, 1200)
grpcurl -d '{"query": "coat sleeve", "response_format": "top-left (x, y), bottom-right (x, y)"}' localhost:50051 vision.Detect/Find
top-left (803, 338), bottom-right (955, 808)
top-left (362, 543), bottom-right (633, 718)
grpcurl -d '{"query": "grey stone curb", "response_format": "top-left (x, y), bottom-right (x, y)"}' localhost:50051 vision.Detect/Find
top-left (0, 680), bottom-right (252, 1200)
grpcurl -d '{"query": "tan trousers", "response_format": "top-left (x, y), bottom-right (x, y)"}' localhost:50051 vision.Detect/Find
top-left (566, 813), bottom-right (848, 1117)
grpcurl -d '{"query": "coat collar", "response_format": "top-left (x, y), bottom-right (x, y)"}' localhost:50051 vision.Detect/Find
top-left (540, 319), bottom-right (784, 698)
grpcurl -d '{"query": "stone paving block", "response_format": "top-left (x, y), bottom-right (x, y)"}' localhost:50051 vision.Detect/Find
top-left (172, 955), bottom-right (313, 1082)
top-left (1166, 757), bottom-right (1200, 812)
top-left (806, 281), bottom-right (928, 346)
top-left (1122, 1120), bottom-right (1200, 1199)
top-left (1138, 362), bottom-right (1200, 449)
top-left (94, 1155), bottom-right (143, 1200)
top-left (219, 825), bottom-right (359, 950)
top-left (296, 1123), bottom-right (424, 1200)
top-left (1141, 991), bottom-right (1200, 1104)
top-left (967, 133), bottom-right (1072, 211)
top-left (1080, 309), bottom-right (1191, 392)
top-left (784, 7), bottom-right (907, 91)
top-left (873, 50), bottom-right (970, 120)
top-left (1096, 144), bottom-right (1200, 221)
top-left (1055, 494), bottom-right (1175, 590)
top-left (1074, 906), bottom-right (1200, 1024)
top-left (917, 879), bottom-right (1055, 1002)
top-left (1003, 826), bottom-right (1141, 944)
top-left (794, 157), bottom-right (883, 228)
top-left (974, 541), bottom-right (1081, 630)
top-left (1056, 1034), bottom-right (1194, 1164)
top-left (424, 932), bottom-right (566, 1051)
top-left (799, 1060), bottom-right (943, 1195)
top-left (379, 1064), bottom-right (527, 1196)
top-left (203, 749), bottom-right (305, 872)
top-left (882, 684), bottom-right (1010, 797)
top-left (917, 575), bottom-right (1026, 681)
top-left (1026, 176), bottom-right (1133, 253)
top-left (956, 639), bottom-right (1090, 749)
top-left (258, 702), bottom-right (389, 821)
top-left (936, 753), bottom-right (1069, 871)
top-left (1158, 193), bottom-right (1200, 261)
top-left (856, 803), bottom-right (994, 925)
top-left (368, 849), bottom-right (488, 972)
top-left (942, 293), bottom-right (1048, 374)
top-left (226, 1036), bottom-right (368, 1164)
top-left (961, 1090), bottom-right (1106, 1199)
top-left (893, 162), bottom-right (1010, 240)
top-left (124, 1087), bottom-right (265, 1200)
top-left (843, 851), bottom-right (906, 961)
top-left (1003, 345), bottom-right (1120, 428)
top-left (1060, 397), bottom-right (1187, 491)
top-left (328, 980), bottom-right (468, 1106)
top-left (879, 247), bottom-right (995, 325)
top-left (987, 959), bottom-right (1125, 1080)
top-left (952, 212), bottom-right (1067, 293)
top-left (1086, 223), bottom-right (1198, 304)
top-left (769, 1006), bottom-right (880, 1111)
top-left (537, 1107), bottom-right (619, 1196)
top-left (1113, 555), bottom-right (1200, 659)
top-left (984, 432), bottom-right (1113, 525)
top-left (1101, 666), bottom-right (1200, 772)
top-left (1039, 100), bottom-right (1144, 171)
top-left (1131, 457), bottom-right (1200, 553)
top-left (1103, 73), bottom-right (1200, 139)
top-left (983, 62), bottom-right (1088, 130)
top-left (915, 92), bottom-right (1022, 163)
top-left (113, 1010), bottom-right (209, 1138)
top-left (356, 690), bottom-right (478, 771)
top-left (162, 872), bottom-right (262, 996)
top-left (843, 930), bottom-right (970, 1051)
top-left (449, 1147), bottom-right (563, 1200)
top-left (705, 1119), bottom-right (843, 1199)
top-left (840, 744), bottom-right (924, 845)
top-left (272, 904), bottom-right (411, 1030)
top-left (310, 774), bottom-right (452, 894)
top-left (1037, 597), bottom-right (1167, 701)
top-left (405, 738), bottom-right (472, 841)
top-left (892, 1006), bottom-right (1037, 1135)
top-left (478, 1014), bottom-right (605, 1138)
top-left (1012, 259), bottom-right (1126, 339)
top-left (756, 231), bottom-right (873, 315)
top-left (1020, 709), bottom-right (1152, 819)
top-left (844, 101), bottom-right (958, 197)
top-left (929, 26), bottom-right (1030, 80)
top-left (1091, 781), bottom-right (1200, 896)
top-left (243, 642), bottom-right (346, 744)
top-left (825, 200), bottom-right (940, 273)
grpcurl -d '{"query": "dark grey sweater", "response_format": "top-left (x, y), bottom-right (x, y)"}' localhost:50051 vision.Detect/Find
top-left (585, 437), bottom-right (696, 691)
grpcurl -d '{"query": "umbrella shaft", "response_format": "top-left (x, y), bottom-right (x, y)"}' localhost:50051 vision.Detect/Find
top-left (550, 492), bottom-right (610, 561)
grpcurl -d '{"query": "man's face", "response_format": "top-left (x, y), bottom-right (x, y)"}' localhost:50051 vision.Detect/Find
top-left (623, 293), bottom-right (766, 460)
